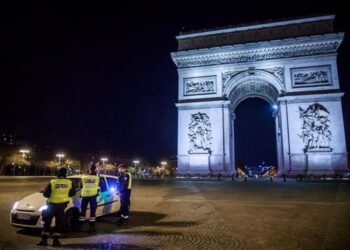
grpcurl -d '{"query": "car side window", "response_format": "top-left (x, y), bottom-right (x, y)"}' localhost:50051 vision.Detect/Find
top-left (106, 177), bottom-right (118, 191)
top-left (99, 177), bottom-right (108, 192)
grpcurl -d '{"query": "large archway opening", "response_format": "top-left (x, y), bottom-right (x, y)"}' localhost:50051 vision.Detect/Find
top-left (234, 97), bottom-right (277, 176)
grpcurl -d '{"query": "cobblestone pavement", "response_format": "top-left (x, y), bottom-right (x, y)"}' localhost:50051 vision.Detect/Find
top-left (1, 177), bottom-right (350, 249)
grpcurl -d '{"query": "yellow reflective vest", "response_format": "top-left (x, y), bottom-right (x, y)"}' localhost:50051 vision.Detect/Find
top-left (127, 172), bottom-right (132, 189)
top-left (81, 175), bottom-right (100, 197)
top-left (48, 178), bottom-right (72, 203)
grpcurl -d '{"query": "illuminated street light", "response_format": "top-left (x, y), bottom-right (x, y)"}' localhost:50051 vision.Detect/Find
top-left (56, 153), bottom-right (65, 164)
top-left (133, 160), bottom-right (140, 169)
top-left (17, 149), bottom-right (30, 176)
top-left (101, 157), bottom-right (108, 166)
top-left (19, 149), bottom-right (30, 158)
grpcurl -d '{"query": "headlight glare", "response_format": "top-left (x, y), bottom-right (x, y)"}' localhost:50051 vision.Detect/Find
top-left (38, 205), bottom-right (48, 212)
top-left (13, 201), bottom-right (19, 210)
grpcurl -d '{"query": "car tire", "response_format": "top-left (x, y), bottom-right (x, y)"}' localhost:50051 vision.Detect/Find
top-left (64, 208), bottom-right (79, 232)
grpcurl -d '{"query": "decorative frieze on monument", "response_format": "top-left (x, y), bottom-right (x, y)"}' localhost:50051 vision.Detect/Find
top-left (188, 112), bottom-right (212, 153)
top-left (222, 67), bottom-right (284, 89)
top-left (222, 71), bottom-right (240, 84)
top-left (184, 76), bottom-right (217, 96)
top-left (299, 103), bottom-right (332, 151)
top-left (291, 66), bottom-right (331, 87)
top-left (265, 67), bottom-right (284, 83)
top-left (172, 39), bottom-right (340, 68)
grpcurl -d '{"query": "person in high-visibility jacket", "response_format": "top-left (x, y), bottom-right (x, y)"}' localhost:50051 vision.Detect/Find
top-left (116, 163), bottom-right (132, 226)
top-left (37, 167), bottom-right (76, 247)
top-left (79, 164), bottom-right (100, 232)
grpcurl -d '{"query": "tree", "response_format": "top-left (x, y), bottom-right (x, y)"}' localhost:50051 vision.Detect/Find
top-left (42, 160), bottom-right (60, 176)
top-left (64, 158), bottom-right (81, 175)
top-left (99, 163), bottom-right (116, 175)
top-left (5, 153), bottom-right (31, 175)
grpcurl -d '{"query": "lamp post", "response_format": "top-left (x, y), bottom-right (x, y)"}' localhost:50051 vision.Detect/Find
top-left (133, 160), bottom-right (140, 176)
top-left (101, 157), bottom-right (108, 166)
top-left (160, 161), bottom-right (167, 178)
top-left (133, 160), bottom-right (140, 168)
top-left (19, 149), bottom-right (30, 176)
top-left (55, 153), bottom-right (65, 176)
top-left (56, 153), bottom-right (65, 164)
top-left (19, 149), bottom-right (30, 158)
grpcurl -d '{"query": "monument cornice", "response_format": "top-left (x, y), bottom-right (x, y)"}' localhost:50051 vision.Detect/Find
top-left (176, 100), bottom-right (231, 110)
top-left (278, 92), bottom-right (344, 103)
top-left (171, 33), bottom-right (343, 68)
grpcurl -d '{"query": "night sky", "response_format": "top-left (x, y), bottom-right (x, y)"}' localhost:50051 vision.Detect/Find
top-left (1, 1), bottom-right (349, 164)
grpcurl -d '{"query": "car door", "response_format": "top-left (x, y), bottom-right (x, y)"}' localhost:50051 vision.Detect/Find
top-left (106, 176), bottom-right (120, 213)
top-left (95, 176), bottom-right (113, 216)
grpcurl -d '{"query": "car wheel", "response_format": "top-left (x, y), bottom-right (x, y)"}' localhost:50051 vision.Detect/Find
top-left (64, 208), bottom-right (79, 232)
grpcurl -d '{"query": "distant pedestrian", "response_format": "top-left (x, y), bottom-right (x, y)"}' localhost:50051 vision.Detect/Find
top-left (116, 163), bottom-right (132, 226)
top-left (79, 164), bottom-right (100, 232)
top-left (37, 167), bottom-right (76, 247)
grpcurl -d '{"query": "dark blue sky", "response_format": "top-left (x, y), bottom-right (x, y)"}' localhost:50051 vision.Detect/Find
top-left (1, 0), bottom-right (349, 163)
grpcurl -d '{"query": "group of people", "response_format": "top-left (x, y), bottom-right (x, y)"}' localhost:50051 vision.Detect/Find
top-left (37, 163), bottom-right (132, 247)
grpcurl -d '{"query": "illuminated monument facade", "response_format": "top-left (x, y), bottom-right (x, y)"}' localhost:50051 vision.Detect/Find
top-left (171, 15), bottom-right (348, 176)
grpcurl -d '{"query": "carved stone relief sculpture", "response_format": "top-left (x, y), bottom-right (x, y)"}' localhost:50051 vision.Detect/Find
top-left (299, 103), bottom-right (332, 151)
top-left (184, 76), bottom-right (216, 96)
top-left (222, 67), bottom-right (284, 91)
top-left (291, 65), bottom-right (331, 87)
top-left (188, 112), bottom-right (212, 153)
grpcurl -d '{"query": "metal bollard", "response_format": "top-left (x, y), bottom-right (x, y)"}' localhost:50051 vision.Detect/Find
top-left (283, 174), bottom-right (286, 182)
top-left (244, 176), bottom-right (247, 181)
top-left (231, 174), bottom-right (235, 182)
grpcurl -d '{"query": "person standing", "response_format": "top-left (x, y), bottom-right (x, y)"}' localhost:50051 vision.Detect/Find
top-left (79, 164), bottom-right (100, 232)
top-left (37, 167), bottom-right (76, 247)
top-left (116, 163), bottom-right (132, 226)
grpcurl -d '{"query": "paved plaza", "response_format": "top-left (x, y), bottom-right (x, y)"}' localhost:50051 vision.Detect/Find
top-left (1, 177), bottom-right (350, 249)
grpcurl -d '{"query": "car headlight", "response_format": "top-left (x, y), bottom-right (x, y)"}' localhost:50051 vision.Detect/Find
top-left (38, 205), bottom-right (48, 212)
top-left (13, 201), bottom-right (19, 210)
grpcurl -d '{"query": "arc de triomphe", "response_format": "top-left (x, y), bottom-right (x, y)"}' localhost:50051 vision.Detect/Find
top-left (171, 15), bottom-right (348, 176)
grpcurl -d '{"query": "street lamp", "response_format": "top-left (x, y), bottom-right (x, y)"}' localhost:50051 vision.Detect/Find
top-left (101, 157), bottom-right (108, 166)
top-left (133, 160), bottom-right (140, 168)
top-left (56, 153), bottom-right (65, 164)
top-left (133, 160), bottom-right (140, 175)
top-left (19, 149), bottom-right (30, 158)
top-left (18, 149), bottom-right (30, 176)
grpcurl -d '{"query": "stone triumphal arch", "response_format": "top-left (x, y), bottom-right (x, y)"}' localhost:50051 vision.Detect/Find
top-left (171, 15), bottom-right (348, 176)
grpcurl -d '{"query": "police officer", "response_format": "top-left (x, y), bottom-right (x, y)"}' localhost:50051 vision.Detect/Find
top-left (37, 167), bottom-right (76, 247)
top-left (79, 164), bottom-right (100, 232)
top-left (116, 163), bottom-right (132, 225)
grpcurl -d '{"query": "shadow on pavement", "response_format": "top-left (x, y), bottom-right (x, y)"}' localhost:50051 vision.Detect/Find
top-left (62, 243), bottom-right (151, 250)
top-left (16, 211), bottom-right (198, 239)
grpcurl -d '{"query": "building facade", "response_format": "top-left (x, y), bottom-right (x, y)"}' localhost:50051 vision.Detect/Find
top-left (171, 15), bottom-right (348, 176)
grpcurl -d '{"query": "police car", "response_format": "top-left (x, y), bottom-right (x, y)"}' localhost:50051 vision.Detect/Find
top-left (10, 174), bottom-right (120, 230)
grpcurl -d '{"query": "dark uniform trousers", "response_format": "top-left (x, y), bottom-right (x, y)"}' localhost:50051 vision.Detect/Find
top-left (42, 203), bottom-right (68, 236)
top-left (80, 195), bottom-right (98, 219)
top-left (119, 189), bottom-right (131, 218)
